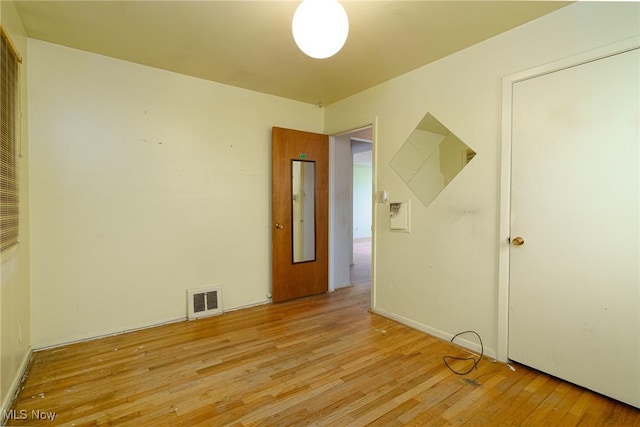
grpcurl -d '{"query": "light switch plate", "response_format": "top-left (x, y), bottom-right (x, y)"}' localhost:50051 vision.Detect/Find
top-left (390, 200), bottom-right (410, 231)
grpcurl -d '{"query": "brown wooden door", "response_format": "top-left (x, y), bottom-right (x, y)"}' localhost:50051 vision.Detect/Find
top-left (272, 127), bottom-right (328, 303)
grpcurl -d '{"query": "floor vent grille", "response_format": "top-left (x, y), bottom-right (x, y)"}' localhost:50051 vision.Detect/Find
top-left (187, 286), bottom-right (223, 320)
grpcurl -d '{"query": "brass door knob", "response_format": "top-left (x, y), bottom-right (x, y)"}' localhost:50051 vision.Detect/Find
top-left (512, 236), bottom-right (525, 246)
top-left (275, 223), bottom-right (284, 229)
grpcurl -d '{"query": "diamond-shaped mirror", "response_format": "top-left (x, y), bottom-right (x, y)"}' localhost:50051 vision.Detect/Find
top-left (390, 113), bottom-right (476, 206)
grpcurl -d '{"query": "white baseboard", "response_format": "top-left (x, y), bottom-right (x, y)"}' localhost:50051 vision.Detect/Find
top-left (223, 299), bottom-right (270, 313)
top-left (32, 299), bottom-right (273, 352)
top-left (371, 307), bottom-right (497, 360)
top-left (32, 316), bottom-right (187, 352)
top-left (1, 347), bottom-right (33, 426)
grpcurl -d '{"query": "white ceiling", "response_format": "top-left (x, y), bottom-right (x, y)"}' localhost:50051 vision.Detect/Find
top-left (14, 1), bottom-right (569, 105)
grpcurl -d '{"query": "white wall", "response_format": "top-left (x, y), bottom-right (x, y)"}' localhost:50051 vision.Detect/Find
top-left (0, 0), bottom-right (31, 411)
top-left (28, 40), bottom-right (323, 348)
top-left (325, 2), bottom-right (640, 357)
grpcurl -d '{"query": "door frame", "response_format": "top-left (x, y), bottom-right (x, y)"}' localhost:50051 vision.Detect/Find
top-left (326, 117), bottom-right (377, 309)
top-left (496, 37), bottom-right (640, 362)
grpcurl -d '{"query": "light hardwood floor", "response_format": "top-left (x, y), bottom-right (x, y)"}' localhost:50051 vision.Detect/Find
top-left (7, 283), bottom-right (640, 426)
top-left (350, 238), bottom-right (371, 286)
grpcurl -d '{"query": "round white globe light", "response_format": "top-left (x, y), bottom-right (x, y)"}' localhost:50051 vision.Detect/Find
top-left (292, 0), bottom-right (349, 59)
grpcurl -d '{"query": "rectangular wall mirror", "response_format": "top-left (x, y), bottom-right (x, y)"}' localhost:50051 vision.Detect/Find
top-left (291, 160), bottom-right (316, 263)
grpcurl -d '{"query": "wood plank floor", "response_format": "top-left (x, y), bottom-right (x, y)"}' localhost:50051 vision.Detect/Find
top-left (350, 238), bottom-right (371, 286)
top-left (7, 283), bottom-right (640, 426)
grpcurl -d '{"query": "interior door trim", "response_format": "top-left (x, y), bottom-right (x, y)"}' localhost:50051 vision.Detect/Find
top-left (496, 36), bottom-right (640, 362)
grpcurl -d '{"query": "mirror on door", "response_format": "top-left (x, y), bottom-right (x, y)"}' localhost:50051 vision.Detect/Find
top-left (390, 112), bottom-right (476, 206)
top-left (291, 160), bottom-right (316, 263)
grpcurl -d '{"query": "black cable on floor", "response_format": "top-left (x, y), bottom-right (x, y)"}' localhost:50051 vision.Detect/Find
top-left (443, 330), bottom-right (483, 375)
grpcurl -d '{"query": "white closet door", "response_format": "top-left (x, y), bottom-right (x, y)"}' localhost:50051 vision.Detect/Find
top-left (509, 48), bottom-right (639, 408)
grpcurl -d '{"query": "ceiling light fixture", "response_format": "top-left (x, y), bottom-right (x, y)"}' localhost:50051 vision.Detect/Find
top-left (292, 0), bottom-right (349, 59)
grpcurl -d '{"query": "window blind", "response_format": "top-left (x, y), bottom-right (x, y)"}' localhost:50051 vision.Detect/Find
top-left (1, 27), bottom-right (21, 252)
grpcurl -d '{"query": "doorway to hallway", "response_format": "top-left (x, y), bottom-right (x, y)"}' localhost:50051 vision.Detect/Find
top-left (329, 124), bottom-right (373, 295)
top-left (350, 137), bottom-right (372, 287)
